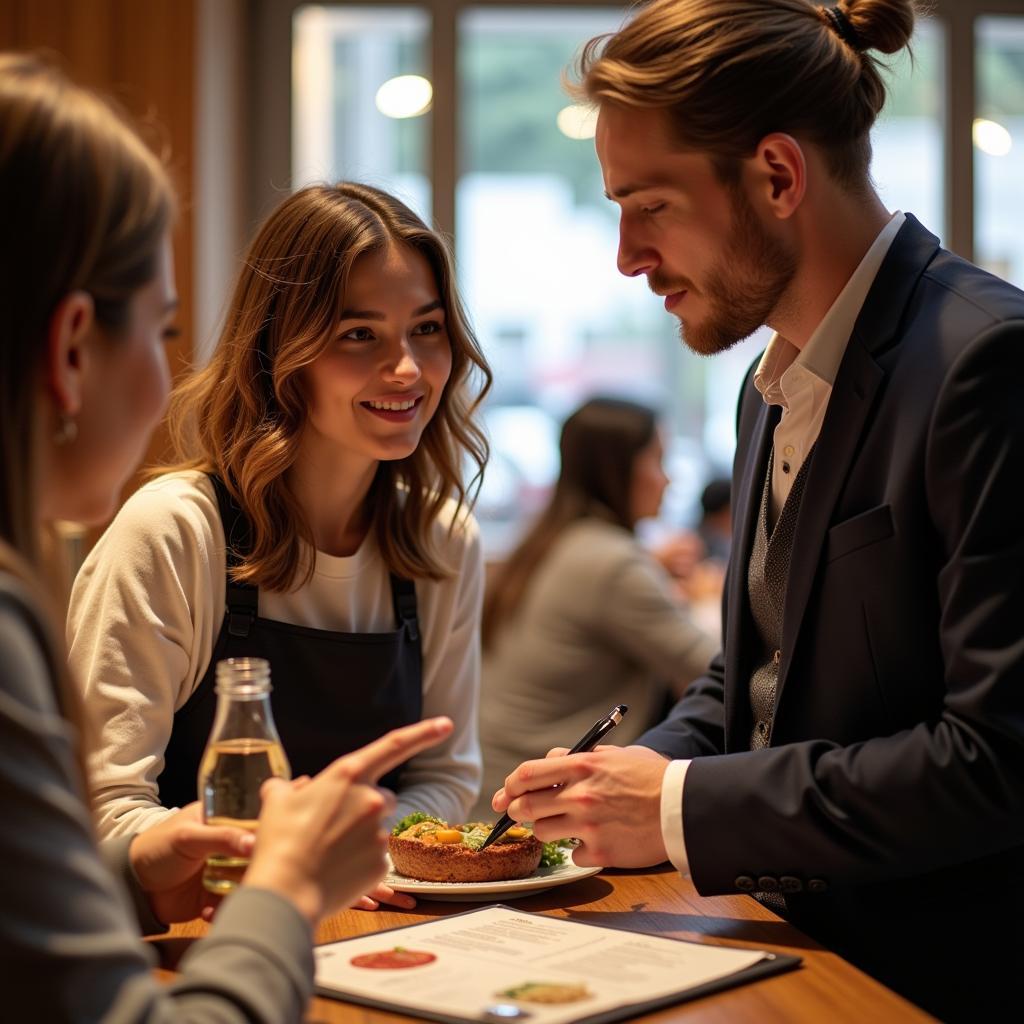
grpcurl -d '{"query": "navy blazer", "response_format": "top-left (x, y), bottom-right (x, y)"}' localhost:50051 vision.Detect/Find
top-left (639, 215), bottom-right (1024, 1019)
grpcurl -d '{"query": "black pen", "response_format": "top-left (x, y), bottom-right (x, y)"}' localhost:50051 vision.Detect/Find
top-left (477, 704), bottom-right (629, 853)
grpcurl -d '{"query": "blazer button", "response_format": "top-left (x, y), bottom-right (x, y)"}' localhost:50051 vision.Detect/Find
top-left (807, 878), bottom-right (829, 893)
top-left (735, 875), bottom-right (755, 892)
top-left (780, 876), bottom-right (803, 893)
top-left (757, 875), bottom-right (780, 892)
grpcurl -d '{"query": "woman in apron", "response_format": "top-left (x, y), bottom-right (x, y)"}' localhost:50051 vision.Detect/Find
top-left (68, 181), bottom-right (491, 908)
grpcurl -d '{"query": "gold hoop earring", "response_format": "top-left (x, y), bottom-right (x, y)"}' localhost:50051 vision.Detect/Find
top-left (54, 413), bottom-right (78, 446)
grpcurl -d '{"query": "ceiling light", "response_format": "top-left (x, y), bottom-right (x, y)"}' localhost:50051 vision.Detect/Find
top-left (556, 103), bottom-right (598, 140)
top-left (973, 117), bottom-right (1012, 157)
top-left (375, 75), bottom-right (433, 119)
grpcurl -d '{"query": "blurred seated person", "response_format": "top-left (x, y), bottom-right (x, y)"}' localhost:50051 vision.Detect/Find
top-left (669, 477), bottom-right (732, 637)
top-left (697, 477), bottom-right (732, 563)
top-left (474, 397), bottom-right (717, 818)
top-left (644, 478), bottom-right (730, 630)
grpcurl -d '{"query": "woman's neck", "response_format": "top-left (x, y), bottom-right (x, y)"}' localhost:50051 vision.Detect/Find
top-left (286, 442), bottom-right (379, 558)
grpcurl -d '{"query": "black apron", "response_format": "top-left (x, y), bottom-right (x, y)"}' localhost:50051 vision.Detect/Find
top-left (157, 475), bottom-right (423, 806)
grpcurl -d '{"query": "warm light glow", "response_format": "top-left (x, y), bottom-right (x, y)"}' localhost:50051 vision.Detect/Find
top-left (375, 75), bottom-right (433, 119)
top-left (556, 103), bottom-right (598, 140)
top-left (973, 117), bottom-right (1013, 157)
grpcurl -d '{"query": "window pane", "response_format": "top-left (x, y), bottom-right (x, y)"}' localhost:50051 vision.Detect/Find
top-left (458, 6), bottom-right (764, 551)
top-left (976, 17), bottom-right (1024, 287)
top-left (871, 16), bottom-right (945, 242)
top-left (872, 14), bottom-right (942, 238)
top-left (293, 5), bottom-right (431, 221)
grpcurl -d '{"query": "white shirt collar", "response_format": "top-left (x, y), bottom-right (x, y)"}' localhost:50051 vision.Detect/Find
top-left (755, 211), bottom-right (906, 406)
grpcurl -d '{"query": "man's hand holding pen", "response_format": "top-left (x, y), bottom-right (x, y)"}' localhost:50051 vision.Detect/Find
top-left (478, 704), bottom-right (630, 852)
top-left (491, 744), bottom-right (672, 869)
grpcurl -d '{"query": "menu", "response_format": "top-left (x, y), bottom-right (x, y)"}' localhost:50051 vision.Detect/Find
top-left (314, 905), bottom-right (800, 1024)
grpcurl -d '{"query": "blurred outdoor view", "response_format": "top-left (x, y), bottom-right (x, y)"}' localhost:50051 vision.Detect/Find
top-left (976, 17), bottom-right (1024, 287)
top-left (291, 6), bottom-right (1015, 555)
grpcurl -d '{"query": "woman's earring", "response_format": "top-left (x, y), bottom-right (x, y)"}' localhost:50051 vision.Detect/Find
top-left (54, 413), bottom-right (78, 446)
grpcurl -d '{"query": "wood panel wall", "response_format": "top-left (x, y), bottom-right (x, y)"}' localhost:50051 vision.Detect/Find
top-left (0, 0), bottom-right (198, 474)
top-left (1, 0), bottom-right (201, 584)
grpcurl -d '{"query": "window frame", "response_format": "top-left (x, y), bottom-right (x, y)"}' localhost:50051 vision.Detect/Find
top-left (254, 0), bottom-right (1024, 261)
top-left (255, 0), bottom-right (663, 236)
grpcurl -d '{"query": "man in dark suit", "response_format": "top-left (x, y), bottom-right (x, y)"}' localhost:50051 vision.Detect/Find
top-left (492, 1), bottom-right (1024, 1018)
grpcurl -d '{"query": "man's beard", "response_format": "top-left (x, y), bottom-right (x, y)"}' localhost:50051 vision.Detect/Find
top-left (654, 187), bottom-right (798, 357)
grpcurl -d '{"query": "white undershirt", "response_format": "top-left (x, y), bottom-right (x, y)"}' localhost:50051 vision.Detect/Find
top-left (659, 212), bottom-right (906, 876)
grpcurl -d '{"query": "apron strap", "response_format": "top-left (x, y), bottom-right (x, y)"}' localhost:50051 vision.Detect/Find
top-left (210, 474), bottom-right (419, 644)
top-left (390, 575), bottom-right (419, 642)
top-left (208, 473), bottom-right (259, 639)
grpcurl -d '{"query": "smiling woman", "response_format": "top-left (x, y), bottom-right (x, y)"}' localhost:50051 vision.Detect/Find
top-left (66, 182), bottom-right (492, 911)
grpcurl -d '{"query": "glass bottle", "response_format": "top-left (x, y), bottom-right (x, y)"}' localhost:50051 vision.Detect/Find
top-left (199, 657), bottom-right (291, 894)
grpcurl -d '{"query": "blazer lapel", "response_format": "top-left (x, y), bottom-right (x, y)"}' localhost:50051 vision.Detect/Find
top-left (777, 342), bottom-right (883, 676)
top-left (774, 214), bottom-right (941, 708)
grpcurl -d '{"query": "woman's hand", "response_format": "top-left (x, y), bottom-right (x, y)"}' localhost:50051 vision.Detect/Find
top-left (652, 530), bottom-right (704, 582)
top-left (128, 803), bottom-right (255, 924)
top-left (353, 880), bottom-right (416, 911)
top-left (244, 717), bottom-right (453, 926)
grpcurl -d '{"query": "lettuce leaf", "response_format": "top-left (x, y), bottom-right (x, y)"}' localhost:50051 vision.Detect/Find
top-left (539, 839), bottom-right (574, 867)
top-left (391, 811), bottom-right (445, 836)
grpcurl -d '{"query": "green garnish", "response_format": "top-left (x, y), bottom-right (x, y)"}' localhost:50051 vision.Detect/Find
top-left (539, 839), bottom-right (573, 867)
top-left (391, 811), bottom-right (445, 836)
top-left (460, 824), bottom-right (490, 850)
top-left (500, 983), bottom-right (543, 999)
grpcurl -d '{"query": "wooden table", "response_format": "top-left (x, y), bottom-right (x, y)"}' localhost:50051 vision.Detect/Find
top-left (158, 865), bottom-right (934, 1023)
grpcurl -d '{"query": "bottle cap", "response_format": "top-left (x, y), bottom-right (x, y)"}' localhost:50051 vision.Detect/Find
top-left (215, 656), bottom-right (271, 695)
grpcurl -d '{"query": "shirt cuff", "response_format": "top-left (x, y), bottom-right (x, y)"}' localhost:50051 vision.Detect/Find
top-left (99, 833), bottom-right (169, 936)
top-left (659, 759), bottom-right (691, 876)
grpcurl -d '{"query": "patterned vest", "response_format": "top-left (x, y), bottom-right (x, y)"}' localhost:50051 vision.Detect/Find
top-left (745, 444), bottom-right (816, 913)
top-left (747, 444), bottom-right (816, 750)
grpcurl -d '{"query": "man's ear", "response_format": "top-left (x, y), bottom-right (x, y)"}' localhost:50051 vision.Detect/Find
top-left (749, 133), bottom-right (807, 221)
top-left (46, 291), bottom-right (95, 417)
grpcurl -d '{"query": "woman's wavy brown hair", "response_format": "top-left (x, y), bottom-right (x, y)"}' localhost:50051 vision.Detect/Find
top-left (572, 0), bottom-right (917, 189)
top-left (160, 182), bottom-right (491, 591)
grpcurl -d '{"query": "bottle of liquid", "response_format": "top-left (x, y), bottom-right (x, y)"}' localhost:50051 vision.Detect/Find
top-left (199, 657), bottom-right (290, 894)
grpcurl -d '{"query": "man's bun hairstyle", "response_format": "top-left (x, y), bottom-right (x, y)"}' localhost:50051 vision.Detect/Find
top-left (574, 0), bottom-right (918, 189)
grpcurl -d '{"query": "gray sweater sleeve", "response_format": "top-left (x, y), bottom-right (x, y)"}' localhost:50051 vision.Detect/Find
top-left (99, 835), bottom-right (170, 937)
top-left (0, 579), bottom-right (314, 1023)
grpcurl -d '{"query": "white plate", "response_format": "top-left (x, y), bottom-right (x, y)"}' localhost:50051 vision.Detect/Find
top-left (384, 854), bottom-right (602, 902)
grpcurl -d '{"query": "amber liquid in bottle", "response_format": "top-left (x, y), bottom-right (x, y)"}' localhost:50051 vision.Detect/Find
top-left (199, 659), bottom-right (290, 894)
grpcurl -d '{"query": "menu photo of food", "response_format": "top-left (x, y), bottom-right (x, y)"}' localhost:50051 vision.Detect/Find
top-left (349, 948), bottom-right (437, 970)
top-left (496, 981), bottom-right (593, 1005)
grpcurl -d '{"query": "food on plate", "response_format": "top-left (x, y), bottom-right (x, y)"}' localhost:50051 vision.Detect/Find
top-left (388, 812), bottom-right (549, 883)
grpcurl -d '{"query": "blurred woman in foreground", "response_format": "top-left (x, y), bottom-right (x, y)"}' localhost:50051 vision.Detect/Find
top-left (0, 52), bottom-right (449, 1021)
top-left (476, 397), bottom-right (716, 817)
